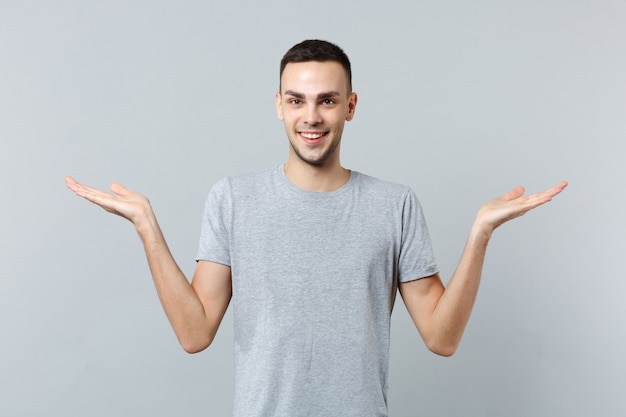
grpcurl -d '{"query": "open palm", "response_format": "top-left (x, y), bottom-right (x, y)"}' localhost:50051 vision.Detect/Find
top-left (65, 176), bottom-right (152, 226)
top-left (476, 181), bottom-right (568, 232)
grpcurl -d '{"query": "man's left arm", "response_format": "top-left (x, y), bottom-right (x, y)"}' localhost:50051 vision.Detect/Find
top-left (399, 181), bottom-right (568, 357)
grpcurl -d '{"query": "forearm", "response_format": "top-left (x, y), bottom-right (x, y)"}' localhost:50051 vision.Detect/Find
top-left (429, 224), bottom-right (492, 355)
top-left (402, 181), bottom-right (566, 356)
top-left (65, 177), bottom-right (228, 352)
top-left (135, 213), bottom-right (215, 351)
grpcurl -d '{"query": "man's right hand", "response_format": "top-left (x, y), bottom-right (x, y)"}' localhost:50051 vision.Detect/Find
top-left (65, 176), bottom-right (153, 229)
top-left (65, 175), bottom-right (232, 352)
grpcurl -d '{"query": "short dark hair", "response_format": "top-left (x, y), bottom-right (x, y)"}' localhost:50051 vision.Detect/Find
top-left (279, 39), bottom-right (352, 91)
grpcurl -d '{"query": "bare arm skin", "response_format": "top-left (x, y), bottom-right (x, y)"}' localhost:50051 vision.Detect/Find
top-left (400, 181), bottom-right (568, 357)
top-left (65, 177), bottom-right (231, 353)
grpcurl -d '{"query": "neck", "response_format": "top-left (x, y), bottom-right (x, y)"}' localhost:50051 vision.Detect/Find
top-left (283, 158), bottom-right (350, 192)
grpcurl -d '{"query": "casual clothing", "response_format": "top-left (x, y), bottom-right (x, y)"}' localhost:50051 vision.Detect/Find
top-left (196, 165), bottom-right (438, 417)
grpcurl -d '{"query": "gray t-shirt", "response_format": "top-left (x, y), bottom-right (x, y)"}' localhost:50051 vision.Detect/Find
top-left (196, 165), bottom-right (438, 417)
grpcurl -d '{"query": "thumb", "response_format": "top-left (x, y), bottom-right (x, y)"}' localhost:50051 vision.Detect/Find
top-left (503, 186), bottom-right (525, 201)
top-left (110, 182), bottom-right (130, 196)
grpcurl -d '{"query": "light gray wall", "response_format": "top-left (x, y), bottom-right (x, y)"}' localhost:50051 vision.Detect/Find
top-left (1, 1), bottom-right (624, 416)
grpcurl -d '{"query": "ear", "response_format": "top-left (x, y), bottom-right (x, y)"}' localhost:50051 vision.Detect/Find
top-left (345, 92), bottom-right (358, 121)
top-left (275, 92), bottom-right (284, 121)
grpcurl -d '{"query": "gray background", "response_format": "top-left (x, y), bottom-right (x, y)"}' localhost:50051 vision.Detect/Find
top-left (1, 0), bottom-right (624, 416)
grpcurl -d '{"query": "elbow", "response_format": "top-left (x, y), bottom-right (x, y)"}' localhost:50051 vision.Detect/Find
top-left (179, 334), bottom-right (214, 354)
top-left (181, 343), bottom-right (208, 354)
top-left (429, 344), bottom-right (457, 357)
top-left (425, 338), bottom-right (459, 357)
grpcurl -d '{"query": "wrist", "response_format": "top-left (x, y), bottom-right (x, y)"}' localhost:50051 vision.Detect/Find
top-left (469, 219), bottom-right (494, 243)
top-left (133, 205), bottom-right (160, 238)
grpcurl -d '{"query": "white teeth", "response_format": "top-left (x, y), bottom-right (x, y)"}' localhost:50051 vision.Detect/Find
top-left (301, 132), bottom-right (324, 139)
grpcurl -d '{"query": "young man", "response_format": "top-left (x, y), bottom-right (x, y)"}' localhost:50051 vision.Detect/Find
top-left (66, 40), bottom-right (567, 416)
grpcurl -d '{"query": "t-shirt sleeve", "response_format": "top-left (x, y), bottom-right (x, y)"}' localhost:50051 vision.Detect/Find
top-left (195, 178), bottom-right (232, 266)
top-left (397, 188), bottom-right (439, 283)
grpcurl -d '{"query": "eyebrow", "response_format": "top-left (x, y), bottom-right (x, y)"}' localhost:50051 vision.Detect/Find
top-left (284, 90), bottom-right (342, 99)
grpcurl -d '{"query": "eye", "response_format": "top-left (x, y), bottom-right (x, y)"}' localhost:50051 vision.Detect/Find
top-left (322, 99), bottom-right (335, 105)
top-left (288, 99), bottom-right (302, 105)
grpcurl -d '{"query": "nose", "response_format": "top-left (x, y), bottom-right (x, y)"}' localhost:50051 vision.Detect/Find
top-left (304, 103), bottom-right (322, 126)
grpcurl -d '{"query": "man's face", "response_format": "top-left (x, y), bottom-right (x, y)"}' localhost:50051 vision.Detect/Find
top-left (276, 61), bottom-right (357, 168)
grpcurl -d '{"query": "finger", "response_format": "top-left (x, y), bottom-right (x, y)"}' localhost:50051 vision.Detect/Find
top-left (65, 176), bottom-right (92, 196)
top-left (503, 186), bottom-right (525, 201)
top-left (66, 178), bottom-right (116, 208)
top-left (65, 176), bottom-right (81, 192)
top-left (537, 181), bottom-right (568, 201)
top-left (110, 182), bottom-right (130, 197)
top-left (551, 181), bottom-right (568, 195)
top-left (69, 181), bottom-right (102, 199)
top-left (521, 181), bottom-right (568, 209)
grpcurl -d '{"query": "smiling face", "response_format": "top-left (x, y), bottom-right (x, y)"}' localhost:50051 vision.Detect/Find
top-left (276, 61), bottom-right (357, 169)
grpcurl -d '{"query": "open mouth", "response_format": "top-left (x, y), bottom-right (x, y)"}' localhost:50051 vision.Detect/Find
top-left (299, 131), bottom-right (328, 144)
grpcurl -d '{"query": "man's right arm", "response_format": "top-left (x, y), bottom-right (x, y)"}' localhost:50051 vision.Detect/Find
top-left (65, 177), bottom-right (231, 353)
